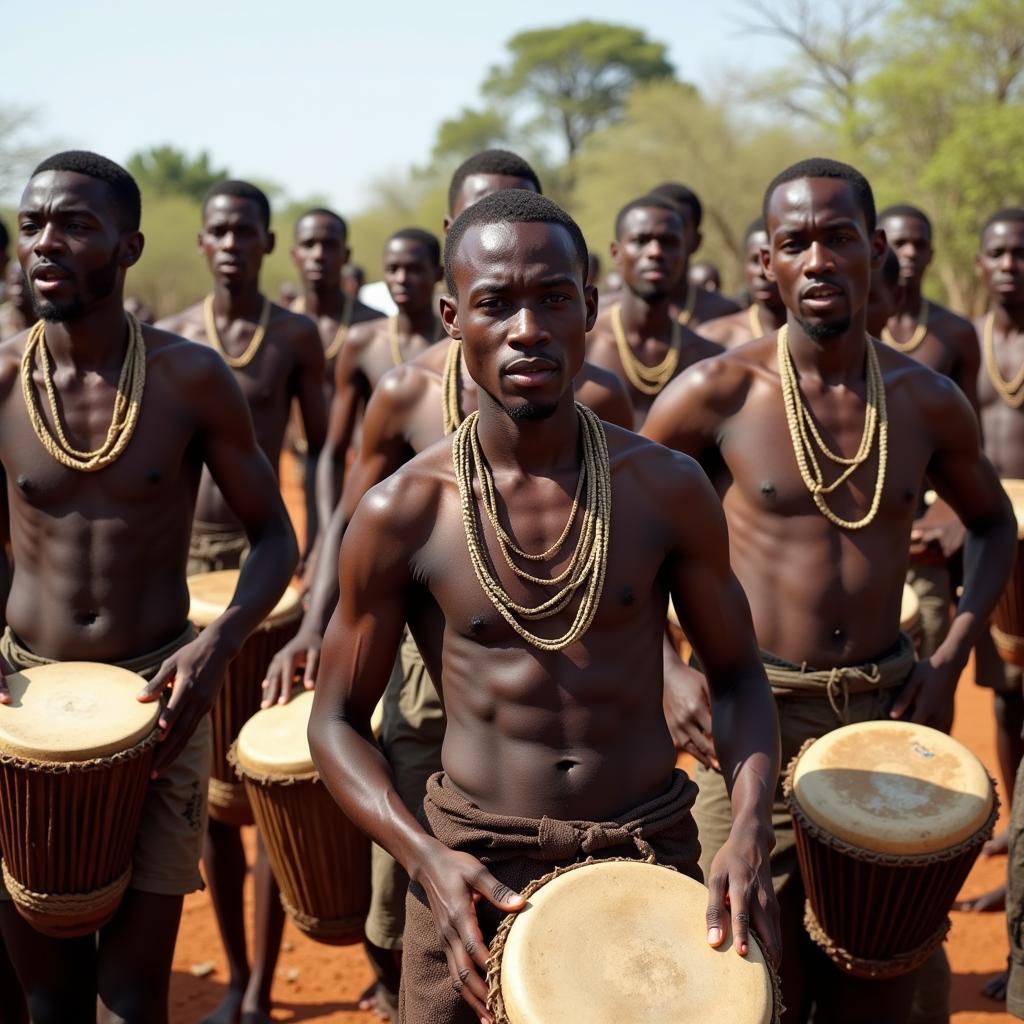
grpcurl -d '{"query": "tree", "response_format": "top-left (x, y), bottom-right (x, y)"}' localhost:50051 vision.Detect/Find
top-left (0, 105), bottom-right (55, 200)
top-left (126, 145), bottom-right (229, 202)
top-left (482, 21), bottom-right (676, 161)
top-left (431, 106), bottom-right (513, 164)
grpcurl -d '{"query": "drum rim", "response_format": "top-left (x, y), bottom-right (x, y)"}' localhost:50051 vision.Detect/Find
top-left (228, 739), bottom-right (320, 786)
top-left (187, 570), bottom-right (303, 629)
top-left (484, 856), bottom-right (781, 1024)
top-left (0, 720), bottom-right (159, 772)
top-left (1001, 478), bottom-right (1024, 540)
top-left (783, 737), bottom-right (999, 864)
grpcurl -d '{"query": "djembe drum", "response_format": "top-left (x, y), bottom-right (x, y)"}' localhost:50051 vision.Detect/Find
top-left (486, 859), bottom-right (780, 1024)
top-left (0, 663), bottom-right (159, 938)
top-left (785, 720), bottom-right (996, 978)
top-left (992, 479), bottom-right (1024, 666)
top-left (188, 571), bottom-right (302, 825)
top-left (231, 690), bottom-right (371, 944)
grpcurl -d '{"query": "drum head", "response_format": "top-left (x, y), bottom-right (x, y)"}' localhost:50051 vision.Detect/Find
top-left (0, 662), bottom-right (158, 762)
top-left (792, 721), bottom-right (994, 855)
top-left (497, 860), bottom-right (775, 1024)
top-left (900, 583), bottom-right (920, 635)
top-left (188, 570), bottom-right (301, 629)
top-left (1001, 479), bottom-right (1024, 539)
top-left (236, 689), bottom-right (316, 777)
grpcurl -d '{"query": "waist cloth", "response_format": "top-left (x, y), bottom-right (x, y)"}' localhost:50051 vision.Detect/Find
top-left (398, 768), bottom-right (700, 1024)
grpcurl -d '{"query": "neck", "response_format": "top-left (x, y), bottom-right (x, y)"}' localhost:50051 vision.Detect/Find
top-left (396, 304), bottom-right (437, 339)
top-left (474, 392), bottom-right (580, 476)
top-left (991, 299), bottom-right (1024, 333)
top-left (301, 281), bottom-right (345, 318)
top-left (212, 280), bottom-right (263, 320)
top-left (897, 278), bottom-right (924, 314)
top-left (756, 298), bottom-right (786, 331)
top-left (785, 313), bottom-right (868, 384)
top-left (42, 295), bottom-right (129, 372)
top-left (620, 287), bottom-right (672, 337)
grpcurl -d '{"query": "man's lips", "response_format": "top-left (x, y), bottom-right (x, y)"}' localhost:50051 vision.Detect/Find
top-left (30, 263), bottom-right (70, 283)
top-left (503, 358), bottom-right (560, 386)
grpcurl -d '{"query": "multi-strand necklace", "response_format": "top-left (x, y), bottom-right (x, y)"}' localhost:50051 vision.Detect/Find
top-left (881, 301), bottom-right (929, 353)
top-left (611, 302), bottom-right (683, 395)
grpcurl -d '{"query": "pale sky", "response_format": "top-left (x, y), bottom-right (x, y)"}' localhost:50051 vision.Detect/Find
top-left (4, 0), bottom-right (789, 212)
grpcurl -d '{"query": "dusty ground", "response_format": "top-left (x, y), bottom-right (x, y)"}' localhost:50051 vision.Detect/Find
top-left (168, 458), bottom-right (1019, 1022)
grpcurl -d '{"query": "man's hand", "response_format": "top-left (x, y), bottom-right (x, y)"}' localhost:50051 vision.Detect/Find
top-left (890, 656), bottom-right (959, 733)
top-left (413, 846), bottom-right (525, 1024)
top-left (137, 631), bottom-right (233, 776)
top-left (262, 628), bottom-right (322, 708)
top-left (910, 501), bottom-right (966, 560)
top-left (664, 661), bottom-right (719, 770)
top-left (705, 816), bottom-right (780, 968)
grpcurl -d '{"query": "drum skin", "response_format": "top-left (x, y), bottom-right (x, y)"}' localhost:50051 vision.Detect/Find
top-left (188, 572), bottom-right (302, 825)
top-left (785, 721), bottom-right (996, 977)
top-left (992, 480), bottom-right (1024, 666)
top-left (487, 859), bottom-right (779, 1024)
top-left (232, 691), bottom-right (371, 945)
top-left (0, 663), bottom-right (159, 938)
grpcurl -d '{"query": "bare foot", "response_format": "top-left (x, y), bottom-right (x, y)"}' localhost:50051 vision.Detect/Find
top-left (200, 987), bottom-right (244, 1024)
top-left (982, 970), bottom-right (1008, 1001)
top-left (983, 827), bottom-right (1009, 858)
top-left (954, 884), bottom-right (1007, 912)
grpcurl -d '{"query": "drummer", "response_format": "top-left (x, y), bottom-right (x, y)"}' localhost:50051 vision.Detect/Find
top-left (643, 157), bottom-right (1015, 1021)
top-left (309, 189), bottom-right (782, 1024)
top-left (0, 151), bottom-right (297, 1023)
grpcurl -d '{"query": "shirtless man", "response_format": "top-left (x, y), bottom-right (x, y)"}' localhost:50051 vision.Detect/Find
top-left (649, 181), bottom-right (742, 325)
top-left (308, 186), bottom-right (781, 1024)
top-left (643, 158), bottom-right (1015, 1022)
top-left (159, 179), bottom-right (327, 1024)
top-left (587, 195), bottom-right (721, 428)
top-left (0, 150), bottom-right (296, 1024)
top-left (342, 263), bottom-right (365, 300)
top-left (0, 261), bottom-right (37, 342)
top-left (701, 218), bottom-right (785, 349)
top-left (441, 149), bottom-right (542, 235)
top-left (315, 228), bottom-right (444, 530)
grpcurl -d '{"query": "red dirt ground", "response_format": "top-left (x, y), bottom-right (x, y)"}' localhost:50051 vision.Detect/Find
top-left (168, 458), bottom-right (1019, 1022)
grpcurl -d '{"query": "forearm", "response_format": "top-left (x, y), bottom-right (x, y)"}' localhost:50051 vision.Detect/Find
top-left (315, 442), bottom-right (345, 530)
top-left (302, 446), bottom-right (321, 557)
top-left (303, 502), bottom-right (344, 636)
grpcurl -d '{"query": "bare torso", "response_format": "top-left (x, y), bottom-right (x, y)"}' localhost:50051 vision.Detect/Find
top-left (886, 302), bottom-right (979, 401)
top-left (976, 313), bottom-right (1024, 477)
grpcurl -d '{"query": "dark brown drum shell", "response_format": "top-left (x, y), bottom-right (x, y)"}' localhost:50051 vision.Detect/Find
top-left (208, 614), bottom-right (300, 826)
top-left (993, 536), bottom-right (1024, 666)
top-left (0, 732), bottom-right (158, 938)
top-left (236, 764), bottom-right (371, 945)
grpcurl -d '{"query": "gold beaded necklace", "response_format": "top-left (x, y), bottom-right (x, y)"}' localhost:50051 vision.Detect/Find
top-left (441, 339), bottom-right (464, 435)
top-left (21, 314), bottom-right (147, 472)
top-left (983, 312), bottom-right (1024, 408)
top-left (777, 324), bottom-right (889, 530)
top-left (293, 293), bottom-right (354, 359)
top-left (204, 294), bottom-right (271, 368)
top-left (881, 300), bottom-right (929, 353)
top-left (676, 284), bottom-right (698, 326)
top-left (452, 402), bottom-right (611, 651)
top-left (611, 302), bottom-right (683, 395)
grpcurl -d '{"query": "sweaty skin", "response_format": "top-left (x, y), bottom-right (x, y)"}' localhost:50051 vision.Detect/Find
top-left (158, 195), bottom-right (327, 550)
top-left (309, 215), bottom-right (781, 1022)
top-left (263, 341), bottom-right (633, 703)
top-left (587, 204), bottom-right (722, 428)
top-left (644, 176), bottom-right (1014, 743)
top-left (700, 228), bottom-right (786, 349)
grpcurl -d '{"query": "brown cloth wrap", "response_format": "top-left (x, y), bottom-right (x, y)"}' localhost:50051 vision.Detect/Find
top-left (398, 769), bottom-right (701, 1024)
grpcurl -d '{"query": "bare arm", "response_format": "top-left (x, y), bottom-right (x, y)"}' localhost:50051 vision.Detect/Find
top-left (291, 317), bottom-right (328, 556)
top-left (574, 362), bottom-right (634, 430)
top-left (952, 319), bottom-right (982, 420)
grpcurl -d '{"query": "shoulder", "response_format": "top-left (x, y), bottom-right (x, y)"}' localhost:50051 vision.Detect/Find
top-left (874, 337), bottom-right (971, 415)
top-left (586, 307), bottom-right (616, 343)
top-left (682, 325), bottom-right (725, 363)
top-left (663, 334), bottom-right (769, 409)
top-left (351, 302), bottom-right (385, 326)
top-left (371, 362), bottom-right (437, 416)
top-left (694, 290), bottom-right (741, 322)
top-left (409, 338), bottom-right (450, 373)
top-left (269, 303), bottom-right (323, 358)
top-left (573, 360), bottom-right (631, 427)
top-left (695, 310), bottom-right (742, 344)
top-left (929, 302), bottom-right (979, 349)
top-left (155, 300), bottom-right (204, 339)
top-left (142, 322), bottom-right (241, 400)
top-left (606, 423), bottom-right (712, 500)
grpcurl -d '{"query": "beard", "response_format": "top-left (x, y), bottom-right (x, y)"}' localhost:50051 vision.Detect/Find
top-left (30, 251), bottom-right (121, 323)
top-left (506, 400), bottom-right (559, 422)
top-left (797, 314), bottom-right (851, 342)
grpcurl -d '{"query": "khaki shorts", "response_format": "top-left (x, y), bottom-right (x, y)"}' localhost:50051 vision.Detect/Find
top-left (975, 627), bottom-right (1024, 694)
top-left (1, 713), bottom-right (211, 901)
top-left (364, 631), bottom-right (445, 951)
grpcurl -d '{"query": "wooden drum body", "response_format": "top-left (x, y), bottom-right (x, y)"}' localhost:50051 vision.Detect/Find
top-left (231, 691), bottom-right (371, 944)
top-left (486, 859), bottom-right (779, 1024)
top-left (785, 721), bottom-right (996, 978)
top-left (0, 663), bottom-right (159, 938)
top-left (992, 479), bottom-right (1024, 666)
top-left (189, 571), bottom-right (302, 825)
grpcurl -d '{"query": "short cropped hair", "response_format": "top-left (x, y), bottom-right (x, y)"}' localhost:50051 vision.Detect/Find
top-left (763, 158), bottom-right (876, 232)
top-left (744, 216), bottom-right (767, 243)
top-left (878, 204), bottom-right (932, 238)
top-left (649, 182), bottom-right (703, 231)
top-left (981, 208), bottom-right (1024, 242)
top-left (447, 150), bottom-right (542, 214)
top-left (295, 207), bottom-right (347, 238)
top-left (387, 227), bottom-right (442, 267)
top-left (444, 189), bottom-right (588, 295)
top-left (881, 247), bottom-right (901, 289)
top-left (31, 150), bottom-right (142, 231)
top-left (203, 179), bottom-right (271, 230)
top-left (614, 195), bottom-right (685, 239)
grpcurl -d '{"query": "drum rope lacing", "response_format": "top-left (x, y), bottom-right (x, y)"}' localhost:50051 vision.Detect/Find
top-left (778, 325), bottom-right (889, 530)
top-left (452, 403), bottom-right (611, 651)
top-left (21, 313), bottom-right (147, 472)
top-left (204, 294), bottom-right (271, 368)
top-left (881, 300), bottom-right (929, 354)
top-left (983, 312), bottom-right (1024, 407)
top-left (611, 302), bottom-right (683, 395)
top-left (2, 861), bottom-right (132, 918)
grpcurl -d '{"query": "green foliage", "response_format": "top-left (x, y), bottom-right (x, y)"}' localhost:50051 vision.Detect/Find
top-left (432, 107), bottom-right (513, 164)
top-left (482, 20), bottom-right (676, 159)
top-left (126, 146), bottom-right (229, 202)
